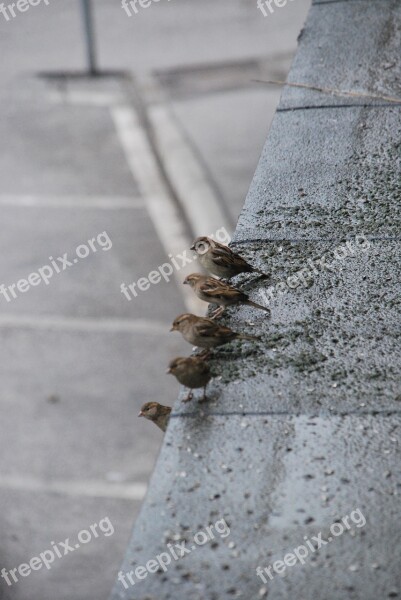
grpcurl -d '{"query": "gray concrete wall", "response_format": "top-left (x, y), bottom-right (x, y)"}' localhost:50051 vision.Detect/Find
top-left (111, 1), bottom-right (401, 598)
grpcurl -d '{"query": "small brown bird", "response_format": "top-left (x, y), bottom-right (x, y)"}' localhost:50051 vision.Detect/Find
top-left (183, 273), bottom-right (271, 318)
top-left (170, 313), bottom-right (259, 351)
top-left (190, 236), bottom-right (269, 279)
top-left (138, 402), bottom-right (171, 432)
top-left (167, 356), bottom-right (212, 402)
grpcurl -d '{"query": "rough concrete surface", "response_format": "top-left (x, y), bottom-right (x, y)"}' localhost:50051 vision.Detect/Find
top-left (282, 0), bottom-right (401, 109)
top-left (111, 1), bottom-right (401, 599)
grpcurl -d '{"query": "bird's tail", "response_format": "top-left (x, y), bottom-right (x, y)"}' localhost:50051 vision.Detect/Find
top-left (238, 333), bottom-right (260, 342)
top-left (254, 268), bottom-right (270, 278)
top-left (247, 300), bottom-right (271, 314)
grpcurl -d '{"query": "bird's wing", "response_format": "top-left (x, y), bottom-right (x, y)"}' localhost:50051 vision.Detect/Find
top-left (199, 279), bottom-right (245, 301)
top-left (214, 324), bottom-right (236, 340)
top-left (200, 278), bottom-right (227, 293)
top-left (194, 319), bottom-right (220, 338)
top-left (196, 360), bottom-right (211, 375)
top-left (211, 246), bottom-right (251, 270)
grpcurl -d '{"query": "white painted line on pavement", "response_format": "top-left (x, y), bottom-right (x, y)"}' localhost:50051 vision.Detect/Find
top-left (110, 104), bottom-right (205, 314)
top-left (148, 103), bottom-right (231, 237)
top-left (0, 475), bottom-right (147, 500)
top-left (0, 195), bottom-right (145, 210)
top-left (0, 315), bottom-right (170, 335)
top-left (49, 90), bottom-right (124, 107)
top-left (138, 73), bottom-right (232, 236)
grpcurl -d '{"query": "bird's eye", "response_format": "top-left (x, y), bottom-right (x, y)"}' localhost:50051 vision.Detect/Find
top-left (196, 241), bottom-right (209, 255)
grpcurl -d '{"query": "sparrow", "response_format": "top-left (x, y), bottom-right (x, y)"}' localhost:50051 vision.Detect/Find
top-left (138, 402), bottom-right (171, 432)
top-left (183, 273), bottom-right (271, 318)
top-left (167, 356), bottom-right (212, 402)
top-left (190, 236), bottom-right (269, 279)
top-left (170, 313), bottom-right (259, 351)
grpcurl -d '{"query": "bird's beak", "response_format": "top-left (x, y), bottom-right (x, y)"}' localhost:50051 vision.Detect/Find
top-left (190, 244), bottom-right (195, 250)
top-left (166, 368), bottom-right (172, 374)
top-left (138, 411), bottom-right (144, 417)
top-left (170, 325), bottom-right (177, 331)
top-left (183, 280), bottom-right (188, 285)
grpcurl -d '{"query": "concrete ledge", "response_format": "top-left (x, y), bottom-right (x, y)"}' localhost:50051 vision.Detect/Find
top-left (111, 1), bottom-right (401, 598)
top-left (236, 106), bottom-right (401, 240)
top-left (285, 0), bottom-right (401, 109)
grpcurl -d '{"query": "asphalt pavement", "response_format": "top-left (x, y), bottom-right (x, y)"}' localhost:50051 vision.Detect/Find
top-left (0, 1), bottom-right (311, 598)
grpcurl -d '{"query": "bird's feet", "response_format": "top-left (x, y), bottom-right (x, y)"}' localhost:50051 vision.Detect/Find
top-left (210, 306), bottom-right (225, 320)
top-left (198, 385), bottom-right (209, 403)
top-left (182, 391), bottom-right (193, 403)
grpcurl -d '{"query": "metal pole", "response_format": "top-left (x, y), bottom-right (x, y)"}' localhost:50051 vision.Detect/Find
top-left (80, 0), bottom-right (97, 76)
